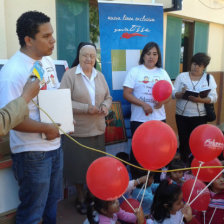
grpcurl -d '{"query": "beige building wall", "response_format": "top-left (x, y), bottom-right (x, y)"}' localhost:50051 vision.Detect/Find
top-left (1, 0), bottom-right (224, 71)
top-left (170, 0), bottom-right (224, 25)
top-left (0, 0), bottom-right (57, 59)
top-left (0, 0), bottom-right (7, 58)
top-left (207, 23), bottom-right (224, 72)
top-left (169, 0), bottom-right (224, 72)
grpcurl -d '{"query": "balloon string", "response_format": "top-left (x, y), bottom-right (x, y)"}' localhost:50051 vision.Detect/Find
top-left (179, 162), bottom-right (203, 224)
top-left (139, 171), bottom-right (150, 211)
top-left (209, 207), bottom-right (217, 224)
top-left (32, 100), bottom-right (224, 173)
top-left (136, 183), bottom-right (145, 200)
top-left (187, 162), bottom-right (203, 204)
top-left (122, 195), bottom-right (135, 212)
top-left (203, 211), bottom-right (206, 224)
top-left (189, 169), bottom-right (224, 206)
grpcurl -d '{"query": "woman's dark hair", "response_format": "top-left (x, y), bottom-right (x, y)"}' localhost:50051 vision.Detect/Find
top-left (191, 53), bottom-right (211, 68)
top-left (16, 11), bottom-right (50, 47)
top-left (151, 180), bottom-right (182, 222)
top-left (71, 42), bottom-right (97, 68)
top-left (139, 42), bottom-right (162, 68)
top-left (87, 197), bottom-right (111, 224)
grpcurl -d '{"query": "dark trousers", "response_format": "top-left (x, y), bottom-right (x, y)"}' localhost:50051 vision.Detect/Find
top-left (175, 114), bottom-right (207, 166)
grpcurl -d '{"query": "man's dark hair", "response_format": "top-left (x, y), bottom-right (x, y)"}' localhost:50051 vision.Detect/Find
top-left (191, 52), bottom-right (211, 68)
top-left (16, 11), bottom-right (50, 47)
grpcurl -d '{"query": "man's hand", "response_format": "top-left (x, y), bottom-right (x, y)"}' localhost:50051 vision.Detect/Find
top-left (21, 79), bottom-right (40, 103)
top-left (44, 123), bottom-right (60, 140)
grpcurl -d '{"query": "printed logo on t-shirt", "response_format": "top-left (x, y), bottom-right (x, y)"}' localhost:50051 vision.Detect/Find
top-left (40, 77), bottom-right (50, 90)
top-left (140, 76), bottom-right (150, 84)
top-left (139, 75), bottom-right (160, 84)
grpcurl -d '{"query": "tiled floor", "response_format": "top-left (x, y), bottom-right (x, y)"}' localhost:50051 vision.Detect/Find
top-left (0, 145), bottom-right (130, 224)
top-left (56, 144), bottom-right (131, 224)
top-left (57, 195), bottom-right (86, 224)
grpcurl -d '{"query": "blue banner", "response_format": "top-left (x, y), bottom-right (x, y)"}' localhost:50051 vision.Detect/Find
top-left (98, 2), bottom-right (163, 115)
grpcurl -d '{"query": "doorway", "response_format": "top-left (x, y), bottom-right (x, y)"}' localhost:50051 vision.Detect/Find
top-left (180, 20), bottom-right (194, 72)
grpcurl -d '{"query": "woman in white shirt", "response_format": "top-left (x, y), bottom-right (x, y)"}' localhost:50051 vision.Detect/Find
top-left (173, 53), bottom-right (217, 166)
top-left (123, 41), bottom-right (173, 181)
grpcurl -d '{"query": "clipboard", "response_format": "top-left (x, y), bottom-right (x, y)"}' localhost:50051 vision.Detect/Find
top-left (38, 89), bottom-right (74, 138)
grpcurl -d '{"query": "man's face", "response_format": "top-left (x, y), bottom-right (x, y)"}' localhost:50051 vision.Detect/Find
top-left (29, 22), bottom-right (55, 59)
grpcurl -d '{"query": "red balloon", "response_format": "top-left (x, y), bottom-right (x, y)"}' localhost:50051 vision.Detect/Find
top-left (152, 80), bottom-right (172, 102)
top-left (191, 158), bottom-right (222, 182)
top-left (120, 198), bottom-right (146, 224)
top-left (132, 120), bottom-right (177, 170)
top-left (189, 124), bottom-right (224, 162)
top-left (86, 157), bottom-right (129, 201)
top-left (120, 198), bottom-right (140, 213)
top-left (182, 179), bottom-right (210, 211)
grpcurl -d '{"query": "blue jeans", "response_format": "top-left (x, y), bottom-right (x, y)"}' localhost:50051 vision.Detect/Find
top-left (12, 147), bottom-right (63, 224)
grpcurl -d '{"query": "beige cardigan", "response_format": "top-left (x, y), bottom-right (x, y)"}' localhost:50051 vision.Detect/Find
top-left (0, 97), bottom-right (28, 136)
top-left (60, 66), bottom-right (112, 137)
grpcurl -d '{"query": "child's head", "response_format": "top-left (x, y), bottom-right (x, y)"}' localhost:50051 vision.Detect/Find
top-left (131, 168), bottom-right (155, 188)
top-left (210, 173), bottom-right (224, 193)
top-left (116, 152), bottom-right (129, 167)
top-left (87, 197), bottom-right (120, 221)
top-left (168, 159), bottom-right (185, 184)
top-left (151, 180), bottom-right (184, 222)
top-left (174, 151), bottom-right (181, 160)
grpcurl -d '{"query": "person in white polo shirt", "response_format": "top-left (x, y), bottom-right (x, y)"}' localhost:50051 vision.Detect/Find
top-left (0, 11), bottom-right (62, 224)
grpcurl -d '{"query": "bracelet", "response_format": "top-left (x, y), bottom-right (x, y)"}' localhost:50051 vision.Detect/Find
top-left (136, 178), bottom-right (140, 185)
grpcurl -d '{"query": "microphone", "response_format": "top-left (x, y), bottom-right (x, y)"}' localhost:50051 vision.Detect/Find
top-left (30, 61), bottom-right (44, 81)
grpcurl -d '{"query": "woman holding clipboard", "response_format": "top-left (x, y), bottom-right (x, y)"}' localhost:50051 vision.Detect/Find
top-left (173, 53), bottom-right (217, 166)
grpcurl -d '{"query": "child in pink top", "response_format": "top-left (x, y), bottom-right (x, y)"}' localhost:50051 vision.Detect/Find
top-left (86, 197), bottom-right (145, 224)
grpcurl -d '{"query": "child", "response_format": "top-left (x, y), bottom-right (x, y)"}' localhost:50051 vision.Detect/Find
top-left (150, 180), bottom-right (199, 224)
top-left (85, 197), bottom-right (145, 224)
top-left (196, 173), bottom-right (224, 224)
top-left (160, 152), bottom-right (181, 181)
top-left (116, 151), bottom-right (147, 204)
top-left (167, 159), bottom-right (186, 185)
top-left (116, 151), bottom-right (132, 179)
top-left (132, 171), bottom-right (159, 217)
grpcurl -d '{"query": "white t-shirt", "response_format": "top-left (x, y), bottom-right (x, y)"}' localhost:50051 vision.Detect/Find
top-left (123, 65), bottom-right (173, 122)
top-left (0, 51), bottom-right (60, 153)
top-left (153, 210), bottom-right (184, 224)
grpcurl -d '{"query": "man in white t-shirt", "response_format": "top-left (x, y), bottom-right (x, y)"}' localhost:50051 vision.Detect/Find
top-left (0, 11), bottom-right (62, 224)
